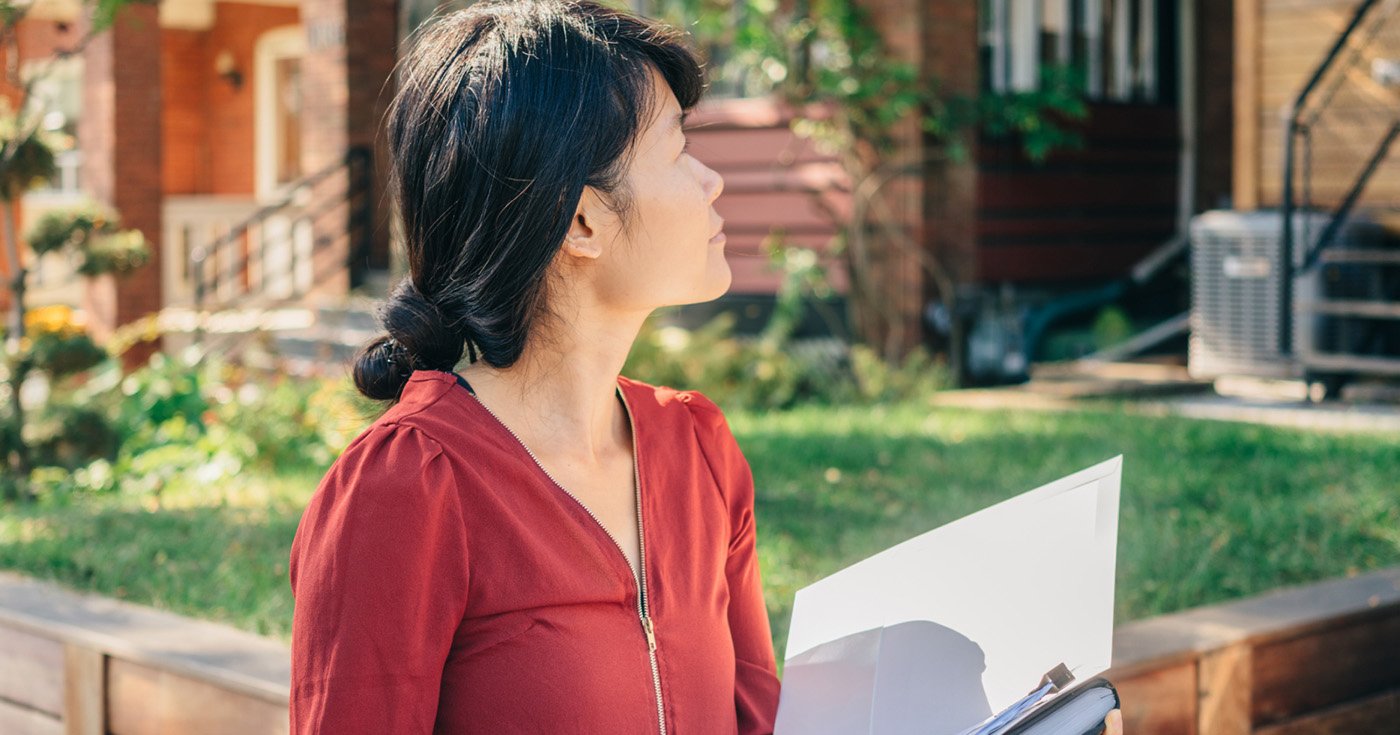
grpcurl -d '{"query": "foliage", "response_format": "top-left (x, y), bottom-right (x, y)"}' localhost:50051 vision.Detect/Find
top-left (213, 369), bottom-right (381, 472)
top-left (11, 350), bottom-right (368, 508)
top-left (22, 403), bottom-right (122, 469)
top-left (655, 0), bottom-right (1088, 163)
top-left (643, 0), bottom-right (1092, 372)
top-left (26, 203), bottom-right (151, 275)
top-left (0, 97), bottom-right (57, 198)
top-left (624, 311), bottom-right (950, 411)
top-left (1092, 306), bottom-right (1134, 351)
top-left (0, 0), bottom-right (156, 501)
top-left (15, 305), bottom-right (107, 376)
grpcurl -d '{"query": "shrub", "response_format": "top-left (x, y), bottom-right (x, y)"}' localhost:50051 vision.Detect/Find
top-left (624, 311), bottom-right (950, 411)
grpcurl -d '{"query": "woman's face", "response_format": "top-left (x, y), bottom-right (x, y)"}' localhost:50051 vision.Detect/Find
top-left (562, 65), bottom-right (729, 312)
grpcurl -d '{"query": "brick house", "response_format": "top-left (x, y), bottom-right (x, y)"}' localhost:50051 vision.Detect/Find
top-left (0, 0), bottom-right (1390, 379)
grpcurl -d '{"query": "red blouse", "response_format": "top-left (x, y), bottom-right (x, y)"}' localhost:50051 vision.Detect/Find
top-left (288, 369), bottom-right (781, 733)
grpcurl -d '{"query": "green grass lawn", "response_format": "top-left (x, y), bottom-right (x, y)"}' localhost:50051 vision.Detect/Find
top-left (2, 401), bottom-right (1397, 670)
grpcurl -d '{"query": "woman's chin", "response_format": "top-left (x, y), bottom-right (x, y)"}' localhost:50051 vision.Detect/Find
top-left (707, 260), bottom-right (733, 299)
top-left (675, 264), bottom-right (732, 306)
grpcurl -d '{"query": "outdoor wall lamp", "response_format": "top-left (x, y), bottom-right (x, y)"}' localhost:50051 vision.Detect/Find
top-left (215, 50), bottom-right (243, 91)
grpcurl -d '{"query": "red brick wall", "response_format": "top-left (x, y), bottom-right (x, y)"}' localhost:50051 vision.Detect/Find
top-left (163, 2), bottom-right (301, 196)
top-left (163, 30), bottom-right (210, 195)
top-left (79, 4), bottom-right (165, 368)
top-left (301, 0), bottom-right (398, 292)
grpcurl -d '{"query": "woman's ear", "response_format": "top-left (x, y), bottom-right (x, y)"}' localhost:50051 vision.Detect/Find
top-left (562, 188), bottom-right (605, 260)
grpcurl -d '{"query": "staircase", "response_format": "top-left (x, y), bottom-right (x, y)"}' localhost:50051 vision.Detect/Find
top-left (1281, 0), bottom-right (1400, 397)
top-left (158, 145), bottom-right (390, 377)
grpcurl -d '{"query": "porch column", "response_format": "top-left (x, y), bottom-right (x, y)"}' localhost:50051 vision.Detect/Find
top-left (299, 0), bottom-right (398, 300)
top-left (78, 3), bottom-right (164, 371)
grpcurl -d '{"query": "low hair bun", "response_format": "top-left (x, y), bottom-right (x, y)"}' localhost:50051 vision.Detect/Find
top-left (351, 278), bottom-right (469, 401)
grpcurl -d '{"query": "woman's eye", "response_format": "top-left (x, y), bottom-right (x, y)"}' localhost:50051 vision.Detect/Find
top-left (680, 137), bottom-right (690, 156)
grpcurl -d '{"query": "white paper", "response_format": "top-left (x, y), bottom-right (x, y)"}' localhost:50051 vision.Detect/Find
top-left (774, 456), bottom-right (1123, 735)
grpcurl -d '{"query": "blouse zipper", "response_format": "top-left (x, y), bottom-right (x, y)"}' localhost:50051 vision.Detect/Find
top-left (464, 382), bottom-right (667, 735)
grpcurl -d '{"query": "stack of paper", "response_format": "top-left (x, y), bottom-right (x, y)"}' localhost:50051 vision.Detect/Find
top-left (773, 456), bottom-right (1124, 735)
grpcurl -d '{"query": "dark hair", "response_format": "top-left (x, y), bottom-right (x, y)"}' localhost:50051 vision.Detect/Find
top-left (353, 0), bottom-right (706, 401)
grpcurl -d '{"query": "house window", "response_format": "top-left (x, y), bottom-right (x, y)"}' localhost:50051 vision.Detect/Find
top-left (981, 0), bottom-right (1166, 103)
top-left (21, 56), bottom-right (82, 195)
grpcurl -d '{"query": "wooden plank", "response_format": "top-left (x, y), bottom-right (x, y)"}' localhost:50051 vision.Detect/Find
top-left (107, 658), bottom-right (287, 735)
top-left (0, 624), bottom-right (65, 717)
top-left (1198, 643), bottom-right (1252, 735)
top-left (716, 162), bottom-right (850, 195)
top-left (0, 699), bottom-right (62, 735)
top-left (1251, 608), bottom-right (1400, 726)
top-left (1255, 688), bottom-right (1400, 735)
top-left (688, 127), bottom-right (835, 168)
top-left (1235, 0), bottom-right (1262, 210)
top-left (62, 644), bottom-right (103, 735)
top-left (0, 572), bottom-right (290, 706)
top-left (1102, 661), bottom-right (1197, 735)
top-left (714, 190), bottom-right (850, 231)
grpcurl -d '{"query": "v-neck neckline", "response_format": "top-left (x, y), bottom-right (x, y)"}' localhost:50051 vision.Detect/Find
top-left (442, 369), bottom-right (646, 587)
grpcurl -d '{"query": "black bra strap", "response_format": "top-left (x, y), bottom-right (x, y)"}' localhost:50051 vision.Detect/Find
top-left (452, 371), bottom-right (476, 395)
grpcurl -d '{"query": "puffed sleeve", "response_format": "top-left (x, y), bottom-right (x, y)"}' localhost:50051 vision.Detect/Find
top-left (288, 422), bottom-right (469, 734)
top-left (684, 390), bottom-right (782, 735)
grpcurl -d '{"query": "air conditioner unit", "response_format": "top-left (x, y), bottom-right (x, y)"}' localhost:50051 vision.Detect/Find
top-left (1189, 209), bottom-right (1393, 384)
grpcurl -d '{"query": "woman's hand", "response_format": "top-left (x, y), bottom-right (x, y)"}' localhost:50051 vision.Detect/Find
top-left (1102, 708), bottom-right (1123, 734)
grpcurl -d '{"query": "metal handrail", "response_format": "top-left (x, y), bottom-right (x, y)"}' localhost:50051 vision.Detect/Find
top-left (1278, 0), bottom-right (1393, 354)
top-left (188, 145), bottom-right (373, 314)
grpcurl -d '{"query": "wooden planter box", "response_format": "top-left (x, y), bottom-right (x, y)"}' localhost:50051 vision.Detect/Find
top-left (1, 566), bottom-right (1397, 734)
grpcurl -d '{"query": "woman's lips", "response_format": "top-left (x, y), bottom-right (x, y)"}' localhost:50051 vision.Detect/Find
top-left (709, 231), bottom-right (726, 244)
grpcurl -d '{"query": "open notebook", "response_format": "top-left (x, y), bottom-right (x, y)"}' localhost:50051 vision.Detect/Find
top-left (773, 457), bottom-right (1123, 735)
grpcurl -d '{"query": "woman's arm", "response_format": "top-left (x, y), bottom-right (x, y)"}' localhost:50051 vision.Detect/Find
top-left (288, 423), bottom-right (470, 734)
top-left (685, 391), bottom-right (782, 735)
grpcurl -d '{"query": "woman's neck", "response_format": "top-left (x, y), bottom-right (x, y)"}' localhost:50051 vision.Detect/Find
top-left (455, 316), bottom-right (643, 463)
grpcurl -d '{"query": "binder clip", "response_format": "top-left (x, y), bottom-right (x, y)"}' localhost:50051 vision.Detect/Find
top-left (1034, 662), bottom-right (1075, 695)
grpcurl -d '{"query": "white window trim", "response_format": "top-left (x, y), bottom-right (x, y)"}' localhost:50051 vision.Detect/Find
top-left (1010, 0), bottom-right (1041, 92)
top-left (1083, 0), bottom-right (1104, 98)
top-left (987, 0), bottom-right (1009, 92)
top-left (254, 25), bottom-right (306, 203)
top-left (1050, 0), bottom-right (1073, 64)
top-left (1139, 0), bottom-right (1158, 101)
top-left (1110, 0), bottom-right (1133, 100)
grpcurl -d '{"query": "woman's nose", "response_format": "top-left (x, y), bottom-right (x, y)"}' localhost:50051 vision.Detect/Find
top-left (704, 163), bottom-right (724, 203)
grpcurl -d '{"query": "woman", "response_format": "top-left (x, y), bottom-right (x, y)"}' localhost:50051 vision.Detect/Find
top-left (290, 2), bottom-right (771, 732)
top-left (288, 1), bottom-right (1124, 733)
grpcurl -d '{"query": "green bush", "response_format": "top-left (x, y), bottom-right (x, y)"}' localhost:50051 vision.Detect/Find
top-left (624, 311), bottom-right (951, 411)
top-left (22, 403), bottom-right (122, 469)
top-left (18, 349), bottom-right (366, 507)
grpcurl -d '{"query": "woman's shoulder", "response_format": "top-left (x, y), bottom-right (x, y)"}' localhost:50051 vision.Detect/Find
top-left (617, 375), bottom-right (736, 453)
top-left (617, 374), bottom-right (725, 421)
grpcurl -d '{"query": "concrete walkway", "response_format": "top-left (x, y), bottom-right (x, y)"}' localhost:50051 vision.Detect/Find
top-left (933, 361), bottom-right (1400, 434)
